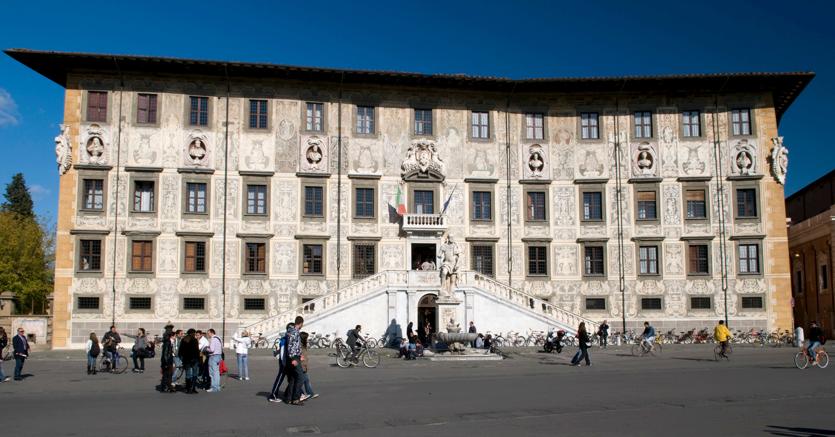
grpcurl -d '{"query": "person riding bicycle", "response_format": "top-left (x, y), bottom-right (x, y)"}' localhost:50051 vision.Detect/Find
top-left (807, 321), bottom-right (824, 361)
top-left (713, 320), bottom-right (732, 357)
top-left (102, 325), bottom-right (122, 369)
top-left (346, 325), bottom-right (366, 358)
top-left (641, 322), bottom-right (656, 353)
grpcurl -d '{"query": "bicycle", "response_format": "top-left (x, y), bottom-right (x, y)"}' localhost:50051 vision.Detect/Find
top-left (98, 347), bottom-right (129, 374)
top-left (631, 339), bottom-right (662, 357)
top-left (333, 338), bottom-right (380, 368)
top-left (250, 332), bottom-right (268, 349)
top-left (713, 342), bottom-right (733, 361)
top-left (794, 345), bottom-right (830, 369)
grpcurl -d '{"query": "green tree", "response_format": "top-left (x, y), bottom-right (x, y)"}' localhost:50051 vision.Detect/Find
top-left (0, 212), bottom-right (52, 314)
top-left (2, 173), bottom-right (34, 218)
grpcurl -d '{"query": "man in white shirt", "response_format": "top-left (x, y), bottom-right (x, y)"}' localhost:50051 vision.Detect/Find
top-left (206, 329), bottom-right (223, 393)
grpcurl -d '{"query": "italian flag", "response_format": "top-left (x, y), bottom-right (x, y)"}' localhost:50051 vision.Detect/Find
top-left (395, 186), bottom-right (406, 216)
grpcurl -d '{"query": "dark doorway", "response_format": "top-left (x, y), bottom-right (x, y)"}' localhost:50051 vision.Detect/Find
top-left (412, 243), bottom-right (436, 270)
top-left (417, 294), bottom-right (437, 346)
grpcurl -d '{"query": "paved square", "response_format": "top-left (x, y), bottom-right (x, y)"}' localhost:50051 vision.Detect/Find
top-left (2, 345), bottom-right (834, 436)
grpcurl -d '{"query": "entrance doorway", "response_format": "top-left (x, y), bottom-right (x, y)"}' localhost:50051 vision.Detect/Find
top-left (417, 294), bottom-right (437, 345)
top-left (411, 243), bottom-right (437, 270)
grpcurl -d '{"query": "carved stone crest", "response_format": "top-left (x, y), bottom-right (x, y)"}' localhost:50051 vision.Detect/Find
top-left (770, 136), bottom-right (789, 185)
top-left (84, 124), bottom-right (107, 165)
top-left (184, 131), bottom-right (209, 167)
top-left (632, 141), bottom-right (658, 177)
top-left (731, 139), bottom-right (757, 176)
top-left (54, 124), bottom-right (71, 175)
top-left (401, 139), bottom-right (445, 180)
top-left (299, 135), bottom-right (328, 173)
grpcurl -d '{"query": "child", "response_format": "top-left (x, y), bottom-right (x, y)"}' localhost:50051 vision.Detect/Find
top-left (86, 332), bottom-right (100, 375)
top-left (299, 332), bottom-right (319, 400)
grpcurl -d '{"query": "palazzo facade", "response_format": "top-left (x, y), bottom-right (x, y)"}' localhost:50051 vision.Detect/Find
top-left (7, 49), bottom-right (812, 348)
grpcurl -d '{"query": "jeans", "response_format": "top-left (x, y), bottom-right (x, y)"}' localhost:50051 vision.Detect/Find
top-left (184, 361), bottom-right (199, 380)
top-left (87, 353), bottom-right (96, 369)
top-left (0, 359), bottom-right (5, 380)
top-left (131, 351), bottom-right (144, 370)
top-left (237, 353), bottom-right (249, 379)
top-left (302, 371), bottom-right (315, 396)
top-left (808, 341), bottom-right (821, 361)
top-left (208, 354), bottom-right (221, 391)
top-left (269, 362), bottom-right (286, 399)
top-left (14, 357), bottom-right (25, 378)
top-left (283, 360), bottom-right (304, 401)
top-left (600, 334), bottom-right (608, 348)
top-left (571, 346), bottom-right (591, 365)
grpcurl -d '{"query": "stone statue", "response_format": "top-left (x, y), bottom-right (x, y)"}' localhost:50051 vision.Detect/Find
top-left (770, 136), bottom-right (789, 185)
top-left (188, 138), bottom-right (207, 165)
top-left (86, 136), bottom-right (105, 165)
top-left (528, 144), bottom-right (545, 176)
top-left (732, 139), bottom-right (756, 176)
top-left (635, 142), bottom-right (655, 176)
top-left (438, 234), bottom-right (461, 299)
top-left (54, 124), bottom-right (71, 175)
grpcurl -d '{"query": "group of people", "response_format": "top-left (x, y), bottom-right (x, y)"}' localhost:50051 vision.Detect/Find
top-left (268, 316), bottom-right (318, 406)
top-left (0, 326), bottom-right (31, 382)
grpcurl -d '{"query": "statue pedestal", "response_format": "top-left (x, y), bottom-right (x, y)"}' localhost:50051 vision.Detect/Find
top-left (436, 297), bottom-right (461, 330)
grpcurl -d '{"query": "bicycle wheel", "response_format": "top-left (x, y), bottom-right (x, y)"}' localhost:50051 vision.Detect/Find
top-left (817, 351), bottom-right (829, 369)
top-left (713, 345), bottom-right (722, 361)
top-left (631, 344), bottom-right (643, 357)
top-left (114, 356), bottom-right (129, 374)
top-left (362, 349), bottom-right (381, 368)
top-left (651, 343), bottom-right (662, 356)
top-left (365, 338), bottom-right (378, 349)
top-left (97, 356), bottom-right (111, 373)
top-left (256, 339), bottom-right (267, 349)
top-left (794, 351), bottom-right (809, 369)
top-left (513, 336), bottom-right (526, 347)
top-left (494, 336), bottom-right (505, 347)
top-left (335, 344), bottom-right (351, 368)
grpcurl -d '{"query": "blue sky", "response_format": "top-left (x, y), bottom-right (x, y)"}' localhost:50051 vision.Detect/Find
top-left (0, 0), bottom-right (833, 220)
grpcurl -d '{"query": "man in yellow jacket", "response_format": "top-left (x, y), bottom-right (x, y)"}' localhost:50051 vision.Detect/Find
top-left (714, 320), bottom-right (732, 358)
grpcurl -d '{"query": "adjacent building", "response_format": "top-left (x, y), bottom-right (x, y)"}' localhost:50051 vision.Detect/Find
top-left (6, 49), bottom-right (812, 348)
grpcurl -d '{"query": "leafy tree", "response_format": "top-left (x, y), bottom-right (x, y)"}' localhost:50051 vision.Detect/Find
top-left (0, 212), bottom-right (52, 314)
top-left (2, 173), bottom-right (34, 218)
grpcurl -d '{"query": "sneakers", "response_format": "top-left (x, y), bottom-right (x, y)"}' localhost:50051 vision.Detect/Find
top-left (244, 377), bottom-right (250, 381)
top-left (300, 394), bottom-right (311, 401)
top-left (205, 388), bottom-right (219, 393)
top-left (310, 393), bottom-right (320, 399)
top-left (0, 377), bottom-right (9, 383)
top-left (268, 396), bottom-right (283, 403)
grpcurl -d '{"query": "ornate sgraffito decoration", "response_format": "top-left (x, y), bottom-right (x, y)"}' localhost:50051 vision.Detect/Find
top-left (351, 143), bottom-right (380, 175)
top-left (245, 141), bottom-right (269, 170)
top-left (770, 136), bottom-right (789, 185)
top-left (133, 134), bottom-right (158, 165)
top-left (730, 139), bottom-right (757, 176)
top-left (578, 150), bottom-right (604, 177)
top-left (185, 131), bottom-right (209, 167)
top-left (632, 141), bottom-right (657, 177)
top-left (401, 139), bottom-right (445, 181)
top-left (299, 135), bottom-right (328, 173)
top-left (467, 146), bottom-right (496, 178)
top-left (84, 124), bottom-right (107, 165)
top-left (681, 144), bottom-right (707, 176)
top-left (54, 124), bottom-right (71, 175)
top-left (522, 143), bottom-right (548, 180)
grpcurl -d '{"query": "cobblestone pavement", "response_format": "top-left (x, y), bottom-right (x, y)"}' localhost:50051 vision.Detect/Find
top-left (1, 344), bottom-right (833, 436)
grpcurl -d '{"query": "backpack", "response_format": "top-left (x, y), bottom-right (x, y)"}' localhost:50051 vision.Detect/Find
top-left (90, 341), bottom-right (101, 358)
top-left (145, 343), bottom-right (156, 358)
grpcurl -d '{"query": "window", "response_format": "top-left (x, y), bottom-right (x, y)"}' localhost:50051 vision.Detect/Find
top-left (185, 182), bottom-right (207, 214)
top-left (246, 185), bottom-right (268, 215)
top-left (690, 296), bottom-right (712, 310)
top-left (685, 189), bottom-right (707, 219)
top-left (688, 244), bottom-right (710, 275)
top-left (306, 102), bottom-right (324, 131)
top-left (525, 113), bottom-right (544, 140)
top-left (79, 239), bottom-right (102, 271)
top-left (731, 108), bottom-right (751, 136)
top-left (584, 246), bottom-right (605, 276)
top-left (582, 191), bottom-right (603, 221)
top-left (741, 296), bottom-right (763, 309)
top-left (245, 242), bottom-right (266, 274)
top-left (353, 244), bottom-right (375, 279)
top-left (414, 109), bottom-right (432, 135)
top-left (249, 99), bottom-right (268, 129)
top-left (472, 191), bottom-right (492, 221)
top-left (471, 245), bottom-right (494, 277)
top-left (641, 298), bottom-right (662, 310)
top-left (304, 186), bottom-right (324, 217)
top-left (585, 298), bottom-right (606, 310)
top-left (682, 111), bottom-right (700, 137)
top-left (183, 297), bottom-right (205, 311)
top-left (87, 91), bottom-right (108, 122)
top-left (356, 106), bottom-right (375, 135)
top-left (137, 93), bottom-right (157, 124)
top-left (821, 265), bottom-right (829, 290)
top-left (243, 298), bottom-right (266, 311)
top-left (303, 244), bottom-right (323, 275)
top-left (738, 243), bottom-right (760, 274)
top-left (133, 181), bottom-right (155, 212)
top-left (129, 297), bottom-right (152, 310)
top-left (471, 111), bottom-right (489, 139)
top-left (130, 240), bottom-right (153, 272)
top-left (354, 187), bottom-right (375, 218)
top-left (77, 296), bottom-right (100, 310)
top-left (189, 96), bottom-right (209, 126)
top-left (636, 191), bottom-right (657, 221)
top-left (526, 191), bottom-right (546, 221)
top-left (413, 190), bottom-right (434, 214)
top-left (528, 246), bottom-right (548, 276)
top-left (580, 112), bottom-right (599, 139)
top-left (634, 111), bottom-right (652, 138)
top-left (736, 188), bottom-right (758, 218)
top-left (184, 241), bottom-right (206, 273)
top-left (795, 270), bottom-right (804, 294)
top-left (639, 246), bottom-right (659, 275)
top-left (82, 179), bottom-right (104, 210)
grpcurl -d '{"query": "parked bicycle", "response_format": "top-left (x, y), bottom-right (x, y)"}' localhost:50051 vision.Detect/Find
top-left (794, 345), bottom-right (829, 369)
top-left (98, 346), bottom-right (129, 374)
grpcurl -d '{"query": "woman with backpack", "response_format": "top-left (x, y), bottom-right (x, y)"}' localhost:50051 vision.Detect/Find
top-left (86, 332), bottom-right (100, 375)
top-left (127, 328), bottom-right (147, 373)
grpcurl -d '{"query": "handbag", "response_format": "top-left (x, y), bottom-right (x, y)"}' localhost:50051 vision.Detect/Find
top-left (219, 359), bottom-right (228, 375)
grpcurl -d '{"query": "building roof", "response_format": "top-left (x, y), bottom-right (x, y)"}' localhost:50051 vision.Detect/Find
top-left (4, 48), bottom-right (815, 123)
top-left (786, 169), bottom-right (835, 224)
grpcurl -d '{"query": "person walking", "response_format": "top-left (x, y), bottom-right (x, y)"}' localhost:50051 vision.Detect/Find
top-left (86, 332), bottom-right (100, 375)
top-left (268, 323), bottom-right (293, 403)
top-left (283, 316), bottom-right (305, 405)
top-left (159, 325), bottom-right (175, 393)
top-left (196, 330), bottom-right (210, 389)
top-left (178, 329), bottom-right (200, 394)
top-left (570, 322), bottom-right (591, 367)
top-left (232, 331), bottom-right (252, 381)
top-left (206, 328), bottom-right (223, 393)
top-left (12, 327), bottom-right (30, 380)
top-left (0, 328), bottom-right (9, 382)
top-left (598, 320), bottom-right (610, 349)
top-left (299, 332), bottom-right (318, 401)
top-left (128, 328), bottom-right (147, 373)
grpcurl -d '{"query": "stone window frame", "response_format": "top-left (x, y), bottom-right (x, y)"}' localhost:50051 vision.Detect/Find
top-left (302, 101), bottom-right (327, 133)
top-left (184, 95), bottom-right (213, 128)
top-left (77, 171), bottom-right (109, 215)
top-left (353, 104), bottom-right (378, 137)
top-left (584, 297), bottom-right (608, 312)
top-left (688, 295), bottom-right (713, 312)
top-left (468, 109), bottom-right (492, 142)
top-left (125, 295), bottom-right (154, 313)
top-left (739, 294), bottom-right (766, 311)
top-left (523, 186), bottom-right (549, 223)
top-left (468, 183), bottom-right (495, 223)
top-left (246, 98), bottom-right (270, 131)
top-left (578, 111), bottom-right (601, 141)
top-left (301, 179), bottom-right (327, 221)
top-left (132, 92), bottom-right (160, 127)
top-left (682, 181), bottom-right (710, 222)
top-left (579, 184), bottom-right (606, 224)
top-left (684, 239), bottom-right (712, 278)
top-left (632, 182), bottom-right (660, 225)
top-left (75, 295), bottom-right (103, 313)
top-left (128, 172), bottom-right (160, 216)
top-left (351, 240), bottom-right (377, 279)
top-left (83, 90), bottom-right (111, 124)
top-left (679, 109), bottom-right (705, 139)
top-left (728, 107), bottom-right (756, 138)
top-left (75, 235), bottom-right (106, 277)
top-left (470, 242), bottom-right (496, 278)
top-left (635, 242), bottom-right (663, 277)
top-left (180, 235), bottom-right (211, 276)
top-left (525, 242), bottom-right (550, 279)
top-left (181, 175), bottom-right (211, 218)
top-left (412, 107), bottom-right (435, 138)
top-left (581, 242), bottom-right (607, 278)
top-left (126, 234), bottom-right (157, 276)
top-left (241, 296), bottom-right (268, 313)
top-left (631, 109), bottom-right (655, 140)
top-left (408, 182), bottom-right (440, 214)
top-left (242, 176), bottom-right (271, 219)
top-left (181, 296), bottom-right (207, 313)
top-left (241, 238), bottom-right (270, 277)
top-left (521, 110), bottom-right (547, 142)
top-left (732, 181), bottom-right (761, 222)
top-left (639, 296), bottom-right (664, 312)
top-left (299, 239), bottom-right (327, 277)
top-left (734, 238), bottom-right (763, 277)
top-left (351, 179), bottom-right (378, 221)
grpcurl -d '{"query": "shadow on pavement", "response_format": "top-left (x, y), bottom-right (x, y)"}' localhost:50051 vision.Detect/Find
top-left (765, 425), bottom-right (835, 436)
top-left (671, 357), bottom-right (720, 363)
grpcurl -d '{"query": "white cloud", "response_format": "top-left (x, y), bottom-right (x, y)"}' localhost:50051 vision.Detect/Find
top-left (29, 184), bottom-right (50, 198)
top-left (0, 88), bottom-right (21, 127)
